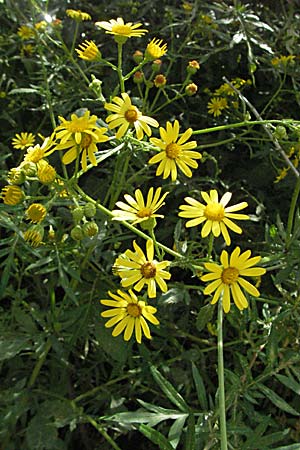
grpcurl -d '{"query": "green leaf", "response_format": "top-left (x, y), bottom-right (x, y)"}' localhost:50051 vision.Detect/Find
top-left (257, 383), bottom-right (299, 416)
top-left (26, 416), bottom-right (59, 450)
top-left (0, 333), bottom-right (31, 360)
top-left (191, 362), bottom-right (208, 410)
top-left (273, 445), bottom-right (300, 450)
top-left (184, 414), bottom-right (195, 450)
top-left (275, 373), bottom-right (300, 395)
top-left (196, 303), bottom-right (215, 332)
top-left (9, 87), bottom-right (41, 95)
top-left (168, 415), bottom-right (187, 448)
top-left (139, 424), bottom-right (174, 450)
top-left (150, 366), bottom-right (190, 412)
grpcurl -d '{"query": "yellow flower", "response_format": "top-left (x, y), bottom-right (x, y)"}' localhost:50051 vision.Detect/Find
top-left (76, 40), bottom-right (101, 61)
top-left (95, 17), bottom-right (147, 43)
top-left (271, 55), bottom-right (296, 66)
top-left (37, 160), bottom-right (56, 184)
top-left (12, 132), bottom-right (35, 150)
top-left (55, 110), bottom-right (99, 145)
top-left (26, 203), bottom-right (47, 223)
top-left (0, 185), bottom-right (24, 205)
top-left (66, 9), bottom-right (91, 21)
top-left (100, 289), bottom-right (159, 344)
top-left (17, 25), bottom-right (35, 40)
top-left (207, 97), bottom-right (227, 117)
top-left (23, 224), bottom-right (44, 247)
top-left (148, 120), bottom-right (200, 181)
top-left (35, 21), bottom-right (47, 31)
top-left (185, 83), bottom-right (198, 96)
top-left (114, 240), bottom-right (171, 298)
top-left (274, 167), bottom-right (289, 183)
top-left (23, 134), bottom-right (56, 163)
top-left (56, 126), bottom-right (109, 171)
top-left (112, 187), bottom-right (169, 224)
top-left (105, 93), bottom-right (159, 140)
top-left (21, 44), bottom-right (34, 57)
top-left (154, 74), bottom-right (167, 88)
top-left (178, 190), bottom-right (249, 246)
top-left (201, 247), bottom-right (266, 313)
top-left (145, 38), bottom-right (167, 60)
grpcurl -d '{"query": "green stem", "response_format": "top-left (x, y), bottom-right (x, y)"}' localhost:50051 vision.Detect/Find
top-left (207, 234), bottom-right (214, 260)
top-left (117, 43), bottom-right (125, 93)
top-left (286, 176), bottom-right (300, 249)
top-left (28, 338), bottom-right (52, 387)
top-left (84, 415), bottom-right (122, 450)
top-left (192, 119), bottom-right (299, 136)
top-left (217, 298), bottom-right (228, 450)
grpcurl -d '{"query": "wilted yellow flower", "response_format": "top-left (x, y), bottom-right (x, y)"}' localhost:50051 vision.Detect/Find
top-left (185, 83), bottom-right (198, 96)
top-left (112, 187), bottom-right (168, 225)
top-left (37, 160), bottom-right (56, 184)
top-left (154, 74), bottom-right (167, 88)
top-left (145, 38), bottom-right (167, 60)
top-left (66, 9), bottom-right (91, 21)
top-left (148, 120), bottom-right (200, 181)
top-left (100, 289), bottom-right (159, 344)
top-left (114, 240), bottom-right (171, 298)
top-left (95, 17), bottom-right (147, 43)
top-left (201, 247), bottom-right (266, 313)
top-left (187, 60), bottom-right (200, 74)
top-left (17, 25), bottom-right (35, 40)
top-left (23, 224), bottom-right (44, 247)
top-left (1, 185), bottom-right (24, 205)
top-left (12, 132), bottom-right (35, 150)
top-left (7, 168), bottom-right (26, 185)
top-left (76, 40), bottom-right (101, 61)
top-left (105, 93), bottom-right (159, 140)
top-left (26, 203), bottom-right (47, 223)
top-left (178, 190), bottom-right (248, 246)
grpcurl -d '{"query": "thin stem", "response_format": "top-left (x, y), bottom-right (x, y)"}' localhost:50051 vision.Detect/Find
top-left (117, 43), bottom-right (125, 93)
top-left (217, 299), bottom-right (228, 450)
top-left (28, 338), bottom-right (52, 387)
top-left (70, 21), bottom-right (79, 55)
top-left (286, 176), bottom-right (300, 249)
top-left (84, 415), bottom-right (122, 450)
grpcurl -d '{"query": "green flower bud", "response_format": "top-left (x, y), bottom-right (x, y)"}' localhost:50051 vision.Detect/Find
top-left (83, 221), bottom-right (99, 237)
top-left (72, 206), bottom-right (84, 223)
top-left (7, 167), bottom-right (26, 185)
top-left (84, 202), bottom-right (96, 218)
top-left (70, 225), bottom-right (84, 241)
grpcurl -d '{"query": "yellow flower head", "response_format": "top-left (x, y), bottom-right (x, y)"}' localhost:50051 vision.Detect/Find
top-left (26, 203), bottom-right (47, 223)
top-left (55, 110), bottom-right (98, 145)
top-left (148, 120), bottom-right (200, 181)
top-left (56, 126), bottom-right (109, 172)
top-left (37, 160), bottom-right (56, 184)
top-left (21, 44), bottom-right (34, 57)
top-left (207, 97), bottom-right (228, 117)
top-left (1, 185), bottom-right (24, 205)
top-left (178, 190), bottom-right (249, 246)
top-left (112, 187), bottom-right (169, 225)
top-left (101, 289), bottom-right (159, 344)
top-left (66, 9), bottom-right (91, 21)
top-left (17, 25), bottom-right (35, 40)
top-left (23, 134), bottom-right (56, 163)
top-left (23, 224), bottom-right (44, 247)
top-left (114, 240), bottom-right (171, 298)
top-left (145, 38), bottom-right (167, 60)
top-left (201, 247), bottom-right (266, 313)
top-left (76, 40), bottom-right (101, 61)
top-left (104, 92), bottom-right (159, 140)
top-left (12, 132), bottom-right (35, 150)
top-left (95, 17), bottom-right (147, 43)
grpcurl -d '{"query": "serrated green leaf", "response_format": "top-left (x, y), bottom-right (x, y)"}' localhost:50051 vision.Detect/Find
top-left (191, 362), bottom-right (208, 410)
top-left (139, 424), bottom-right (174, 450)
top-left (257, 383), bottom-right (299, 415)
top-left (150, 366), bottom-right (189, 413)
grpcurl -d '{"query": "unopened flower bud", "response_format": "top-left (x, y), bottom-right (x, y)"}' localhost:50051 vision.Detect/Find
top-left (151, 59), bottom-right (162, 72)
top-left (71, 225), bottom-right (84, 241)
top-left (133, 50), bottom-right (143, 63)
top-left (187, 60), bottom-right (200, 75)
top-left (84, 202), bottom-right (96, 218)
top-left (185, 83), bottom-right (198, 96)
top-left (83, 221), bottom-right (99, 237)
top-left (7, 167), bottom-right (26, 185)
top-left (1, 185), bottom-right (24, 205)
top-left (72, 206), bottom-right (85, 223)
top-left (23, 224), bottom-right (44, 247)
top-left (133, 71), bottom-right (144, 84)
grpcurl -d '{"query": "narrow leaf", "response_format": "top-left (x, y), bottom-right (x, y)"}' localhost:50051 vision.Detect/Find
top-left (150, 366), bottom-right (189, 412)
top-left (258, 383), bottom-right (299, 416)
top-left (139, 424), bottom-right (174, 450)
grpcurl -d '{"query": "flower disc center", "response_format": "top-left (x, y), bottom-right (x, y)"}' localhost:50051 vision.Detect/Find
top-left (125, 108), bottom-right (138, 123)
top-left (81, 133), bottom-right (93, 149)
top-left (137, 207), bottom-right (152, 218)
top-left (112, 24), bottom-right (132, 36)
top-left (127, 303), bottom-right (141, 317)
top-left (204, 203), bottom-right (225, 221)
top-left (221, 267), bottom-right (239, 284)
top-left (140, 261), bottom-right (156, 278)
top-left (165, 143), bottom-right (180, 159)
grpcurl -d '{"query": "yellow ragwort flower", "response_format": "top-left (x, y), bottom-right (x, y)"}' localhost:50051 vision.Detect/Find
top-left (23, 224), bottom-right (44, 247)
top-left (55, 125), bottom-right (109, 171)
top-left (17, 25), bottom-right (35, 40)
top-left (148, 120), bottom-right (200, 181)
top-left (201, 247), bottom-right (266, 313)
top-left (207, 97), bottom-right (228, 117)
top-left (114, 240), bottom-right (171, 298)
top-left (105, 92), bottom-right (159, 140)
top-left (55, 110), bottom-right (98, 145)
top-left (112, 187), bottom-right (169, 225)
top-left (23, 134), bottom-right (56, 163)
top-left (95, 17), bottom-right (147, 43)
top-left (12, 132), bottom-right (35, 150)
top-left (145, 38), bottom-right (167, 60)
top-left (1, 185), bottom-right (24, 205)
top-left (178, 189), bottom-right (249, 246)
top-left (26, 203), bottom-right (47, 223)
top-left (76, 40), bottom-right (101, 61)
top-left (101, 289), bottom-right (159, 344)
top-left (66, 9), bottom-right (91, 21)
top-left (37, 160), bottom-right (56, 184)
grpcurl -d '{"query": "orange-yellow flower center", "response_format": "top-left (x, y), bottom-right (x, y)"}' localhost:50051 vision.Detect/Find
top-left (112, 24), bottom-right (132, 35)
top-left (140, 261), bottom-right (156, 278)
top-left (204, 203), bottom-right (225, 221)
top-left (81, 133), bottom-right (92, 149)
top-left (137, 207), bottom-right (152, 218)
top-left (68, 117), bottom-right (91, 133)
top-left (221, 267), bottom-right (239, 284)
top-left (125, 108), bottom-right (138, 123)
top-left (127, 303), bottom-right (142, 317)
top-left (165, 143), bottom-right (180, 159)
